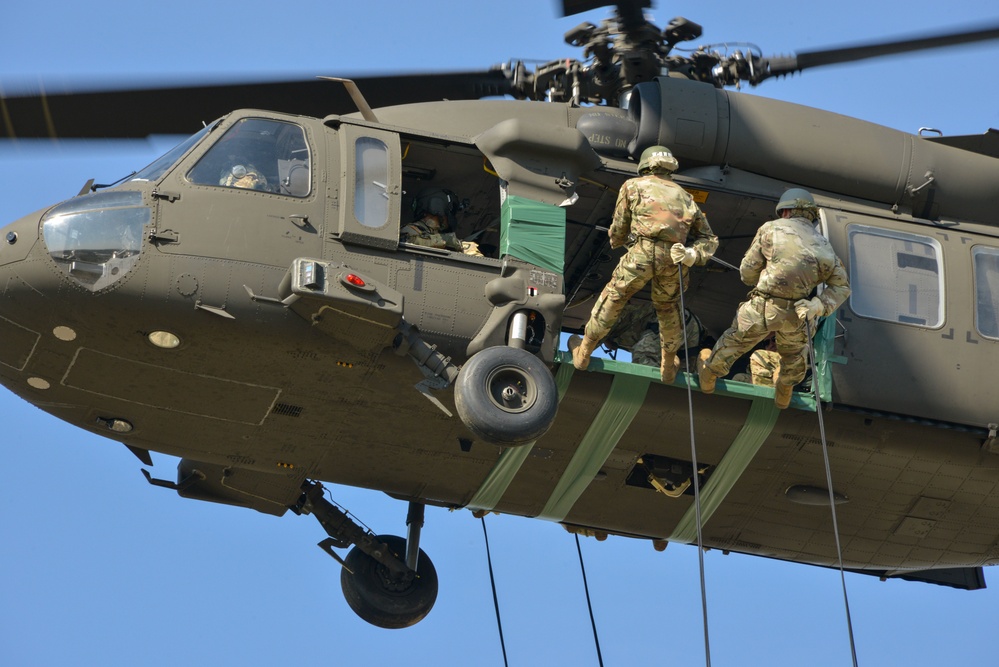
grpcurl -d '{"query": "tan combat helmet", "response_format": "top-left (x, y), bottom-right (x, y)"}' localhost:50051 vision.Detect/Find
top-left (775, 188), bottom-right (818, 219)
top-left (637, 145), bottom-right (680, 174)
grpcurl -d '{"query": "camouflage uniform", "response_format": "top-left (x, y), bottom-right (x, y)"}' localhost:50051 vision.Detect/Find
top-left (748, 349), bottom-right (780, 386)
top-left (605, 301), bottom-right (705, 367)
top-left (583, 173), bottom-right (717, 363)
top-left (702, 213), bottom-right (850, 388)
top-left (401, 214), bottom-right (463, 252)
top-left (629, 331), bottom-right (662, 366)
top-left (220, 164), bottom-right (269, 191)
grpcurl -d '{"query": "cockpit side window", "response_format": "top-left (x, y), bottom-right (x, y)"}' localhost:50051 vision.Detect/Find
top-left (973, 246), bottom-right (999, 340)
top-left (187, 118), bottom-right (311, 197)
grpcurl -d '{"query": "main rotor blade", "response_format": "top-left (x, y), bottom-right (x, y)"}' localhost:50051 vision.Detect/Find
top-left (560, 0), bottom-right (650, 19)
top-left (0, 70), bottom-right (511, 140)
top-left (559, 0), bottom-right (652, 33)
top-left (761, 22), bottom-right (999, 80)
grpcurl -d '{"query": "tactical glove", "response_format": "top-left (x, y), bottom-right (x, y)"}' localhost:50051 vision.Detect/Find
top-left (670, 243), bottom-right (697, 267)
top-left (794, 297), bottom-right (824, 323)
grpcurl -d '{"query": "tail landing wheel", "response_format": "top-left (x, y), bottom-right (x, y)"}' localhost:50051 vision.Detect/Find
top-left (340, 534), bottom-right (438, 629)
top-left (294, 483), bottom-right (439, 628)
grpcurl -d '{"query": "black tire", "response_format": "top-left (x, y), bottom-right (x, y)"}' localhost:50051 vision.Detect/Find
top-left (454, 346), bottom-right (558, 446)
top-left (340, 535), bottom-right (438, 629)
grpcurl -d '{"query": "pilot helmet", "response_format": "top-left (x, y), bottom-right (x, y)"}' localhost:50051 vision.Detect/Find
top-left (637, 145), bottom-right (679, 175)
top-left (221, 165), bottom-right (269, 191)
top-left (413, 188), bottom-right (459, 226)
top-left (775, 188), bottom-right (818, 218)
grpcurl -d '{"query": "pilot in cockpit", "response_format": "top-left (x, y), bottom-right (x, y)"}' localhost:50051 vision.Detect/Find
top-left (188, 118), bottom-right (277, 192)
top-left (220, 163), bottom-right (270, 191)
top-left (217, 133), bottom-right (274, 191)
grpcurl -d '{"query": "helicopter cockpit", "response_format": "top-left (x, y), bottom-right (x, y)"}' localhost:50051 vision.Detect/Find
top-left (186, 117), bottom-right (311, 197)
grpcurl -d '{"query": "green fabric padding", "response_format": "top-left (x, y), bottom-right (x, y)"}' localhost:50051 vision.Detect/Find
top-left (466, 362), bottom-right (576, 512)
top-left (669, 397), bottom-right (780, 544)
top-left (539, 373), bottom-right (651, 521)
top-left (500, 195), bottom-right (566, 274)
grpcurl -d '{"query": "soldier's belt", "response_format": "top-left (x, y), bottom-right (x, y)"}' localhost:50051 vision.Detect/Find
top-left (631, 236), bottom-right (679, 246)
top-left (749, 290), bottom-right (798, 308)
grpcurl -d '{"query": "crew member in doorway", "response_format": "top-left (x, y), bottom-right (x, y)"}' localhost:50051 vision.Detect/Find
top-left (569, 145), bottom-right (717, 383)
top-left (401, 187), bottom-right (483, 256)
top-left (603, 301), bottom-right (706, 369)
top-left (697, 188), bottom-right (850, 409)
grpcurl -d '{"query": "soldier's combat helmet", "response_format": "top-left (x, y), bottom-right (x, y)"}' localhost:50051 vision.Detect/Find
top-left (637, 145), bottom-right (679, 174)
top-left (413, 187), bottom-right (459, 225)
top-left (775, 188), bottom-right (818, 217)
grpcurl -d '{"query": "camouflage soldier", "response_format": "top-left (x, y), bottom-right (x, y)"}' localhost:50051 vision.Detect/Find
top-left (401, 188), bottom-right (464, 252)
top-left (602, 301), bottom-right (659, 365)
top-left (569, 145), bottom-right (718, 383)
top-left (697, 188), bottom-right (850, 409)
top-left (401, 187), bottom-right (483, 256)
top-left (604, 301), bottom-right (706, 368)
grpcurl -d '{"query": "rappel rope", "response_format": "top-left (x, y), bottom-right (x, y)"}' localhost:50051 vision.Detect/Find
top-left (574, 534), bottom-right (605, 667)
top-left (804, 319), bottom-right (860, 667)
top-left (677, 263), bottom-right (713, 667)
top-left (479, 517), bottom-right (510, 667)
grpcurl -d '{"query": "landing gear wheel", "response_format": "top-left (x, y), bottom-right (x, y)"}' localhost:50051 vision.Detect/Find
top-left (454, 346), bottom-right (558, 446)
top-left (340, 534), bottom-right (438, 629)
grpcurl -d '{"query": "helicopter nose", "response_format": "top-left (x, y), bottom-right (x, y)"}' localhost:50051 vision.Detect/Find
top-left (0, 211), bottom-right (44, 378)
top-left (0, 209), bottom-right (40, 268)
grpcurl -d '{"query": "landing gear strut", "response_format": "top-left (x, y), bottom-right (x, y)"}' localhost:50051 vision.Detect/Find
top-left (293, 481), bottom-right (438, 628)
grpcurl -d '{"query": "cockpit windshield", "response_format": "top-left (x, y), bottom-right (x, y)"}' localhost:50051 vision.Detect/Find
top-left (129, 122), bottom-right (217, 183)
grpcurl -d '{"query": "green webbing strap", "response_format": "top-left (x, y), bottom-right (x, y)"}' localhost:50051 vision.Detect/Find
top-left (539, 373), bottom-right (651, 521)
top-left (669, 397), bottom-right (780, 544)
top-left (466, 362), bottom-right (576, 512)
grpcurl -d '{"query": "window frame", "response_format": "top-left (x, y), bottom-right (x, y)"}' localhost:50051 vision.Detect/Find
top-left (973, 245), bottom-right (999, 340)
top-left (846, 223), bottom-right (945, 329)
top-left (185, 117), bottom-right (312, 198)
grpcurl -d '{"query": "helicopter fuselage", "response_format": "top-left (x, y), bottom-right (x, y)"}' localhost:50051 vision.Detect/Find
top-left (2, 90), bottom-right (999, 589)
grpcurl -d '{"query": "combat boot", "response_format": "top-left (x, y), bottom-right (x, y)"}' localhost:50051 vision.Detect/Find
top-left (568, 334), bottom-right (600, 371)
top-left (773, 373), bottom-right (793, 410)
top-left (661, 353), bottom-right (680, 384)
top-left (697, 348), bottom-right (718, 394)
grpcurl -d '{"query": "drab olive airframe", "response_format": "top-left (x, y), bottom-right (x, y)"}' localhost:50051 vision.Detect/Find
top-left (2, 1), bottom-right (999, 628)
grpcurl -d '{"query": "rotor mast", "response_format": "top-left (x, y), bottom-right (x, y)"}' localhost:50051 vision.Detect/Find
top-left (500, 2), bottom-right (999, 107)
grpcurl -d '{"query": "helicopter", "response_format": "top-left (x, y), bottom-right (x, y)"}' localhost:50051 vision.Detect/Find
top-left (1, 1), bottom-right (999, 664)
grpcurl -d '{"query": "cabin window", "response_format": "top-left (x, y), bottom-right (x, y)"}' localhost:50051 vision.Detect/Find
top-left (354, 137), bottom-right (390, 228)
top-left (973, 246), bottom-right (999, 340)
top-left (187, 118), bottom-right (311, 197)
top-left (846, 225), bottom-right (943, 328)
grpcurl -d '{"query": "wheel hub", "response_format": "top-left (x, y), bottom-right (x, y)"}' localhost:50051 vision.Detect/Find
top-left (487, 365), bottom-right (537, 413)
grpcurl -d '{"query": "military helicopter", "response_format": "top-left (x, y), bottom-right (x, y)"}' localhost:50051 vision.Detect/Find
top-left (5, 0), bottom-right (988, 656)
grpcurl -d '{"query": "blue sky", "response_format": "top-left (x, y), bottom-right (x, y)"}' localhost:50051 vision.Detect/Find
top-left (2, 1), bottom-right (999, 665)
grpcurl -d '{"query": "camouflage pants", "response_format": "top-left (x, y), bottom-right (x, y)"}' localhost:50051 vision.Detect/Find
top-left (584, 237), bottom-right (687, 357)
top-left (704, 295), bottom-right (809, 387)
